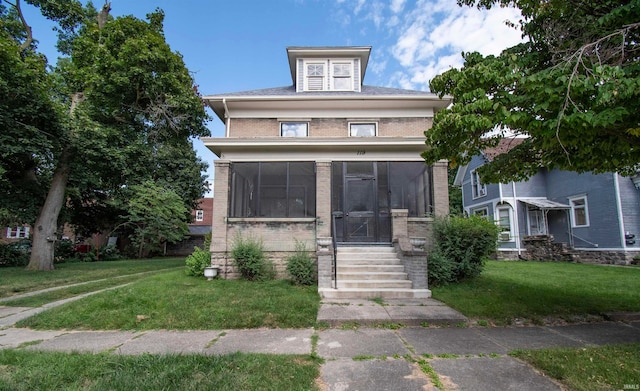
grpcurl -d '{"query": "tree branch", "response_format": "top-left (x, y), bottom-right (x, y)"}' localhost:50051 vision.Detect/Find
top-left (14, 0), bottom-right (33, 52)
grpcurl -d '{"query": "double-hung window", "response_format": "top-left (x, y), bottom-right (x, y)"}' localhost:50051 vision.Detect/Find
top-left (195, 210), bottom-right (204, 222)
top-left (470, 170), bottom-right (486, 198)
top-left (496, 205), bottom-right (513, 241)
top-left (569, 196), bottom-right (589, 227)
top-left (331, 62), bottom-right (352, 90)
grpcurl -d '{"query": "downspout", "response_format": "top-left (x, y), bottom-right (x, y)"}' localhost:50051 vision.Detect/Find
top-left (512, 181), bottom-right (521, 256)
top-left (223, 98), bottom-right (231, 138)
top-left (613, 173), bottom-right (627, 249)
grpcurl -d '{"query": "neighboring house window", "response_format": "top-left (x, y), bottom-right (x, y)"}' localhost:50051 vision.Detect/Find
top-left (496, 205), bottom-right (513, 241)
top-left (305, 62), bottom-right (325, 91)
top-left (473, 207), bottom-right (489, 219)
top-left (6, 226), bottom-right (29, 239)
top-left (195, 210), bottom-right (204, 222)
top-left (230, 162), bottom-right (316, 218)
top-left (569, 196), bottom-right (589, 227)
top-left (331, 62), bottom-right (352, 90)
top-left (349, 122), bottom-right (376, 137)
top-left (470, 170), bottom-right (486, 198)
top-left (280, 122), bottom-right (308, 137)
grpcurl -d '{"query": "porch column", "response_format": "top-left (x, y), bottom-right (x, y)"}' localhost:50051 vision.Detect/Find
top-left (432, 160), bottom-right (450, 217)
top-left (315, 161), bottom-right (332, 238)
top-left (211, 160), bottom-right (230, 276)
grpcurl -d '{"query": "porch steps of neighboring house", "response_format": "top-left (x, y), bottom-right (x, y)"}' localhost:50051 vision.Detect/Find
top-left (319, 246), bottom-right (431, 299)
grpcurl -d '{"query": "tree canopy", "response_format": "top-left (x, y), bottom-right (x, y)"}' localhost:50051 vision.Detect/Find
top-left (423, 0), bottom-right (640, 183)
top-left (1, 1), bottom-right (210, 269)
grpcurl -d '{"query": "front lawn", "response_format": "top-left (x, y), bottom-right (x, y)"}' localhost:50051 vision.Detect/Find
top-left (0, 349), bottom-right (321, 391)
top-left (512, 343), bottom-right (640, 391)
top-left (432, 260), bottom-right (640, 325)
top-left (17, 270), bottom-right (320, 330)
top-left (0, 258), bottom-right (185, 299)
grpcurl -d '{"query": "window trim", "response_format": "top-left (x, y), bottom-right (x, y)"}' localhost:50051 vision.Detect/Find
top-left (470, 169), bottom-right (487, 199)
top-left (6, 226), bottom-right (29, 239)
top-left (569, 195), bottom-right (590, 227)
top-left (472, 207), bottom-right (489, 219)
top-left (495, 205), bottom-right (514, 242)
top-left (348, 122), bottom-right (378, 137)
top-left (195, 210), bottom-right (204, 222)
top-left (280, 122), bottom-right (309, 137)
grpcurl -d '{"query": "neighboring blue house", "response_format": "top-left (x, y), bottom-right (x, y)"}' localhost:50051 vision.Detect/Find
top-left (454, 138), bottom-right (640, 264)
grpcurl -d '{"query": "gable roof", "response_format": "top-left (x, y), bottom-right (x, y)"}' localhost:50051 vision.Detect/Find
top-left (453, 137), bottom-right (527, 186)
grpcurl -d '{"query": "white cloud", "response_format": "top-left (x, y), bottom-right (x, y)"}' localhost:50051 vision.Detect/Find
top-left (334, 0), bottom-right (524, 91)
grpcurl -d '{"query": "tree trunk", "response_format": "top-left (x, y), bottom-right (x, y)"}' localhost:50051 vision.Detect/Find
top-left (26, 147), bottom-right (71, 270)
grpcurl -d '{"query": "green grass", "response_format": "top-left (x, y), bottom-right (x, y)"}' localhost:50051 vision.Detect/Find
top-left (17, 270), bottom-right (320, 330)
top-left (511, 344), bottom-right (640, 391)
top-left (0, 258), bottom-right (185, 299)
top-left (432, 261), bottom-right (640, 324)
top-left (0, 349), bottom-right (321, 391)
top-left (1, 275), bottom-right (143, 307)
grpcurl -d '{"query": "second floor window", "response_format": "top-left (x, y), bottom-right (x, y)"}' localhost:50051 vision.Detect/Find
top-left (281, 122), bottom-right (308, 137)
top-left (349, 123), bottom-right (376, 137)
top-left (471, 170), bottom-right (486, 198)
top-left (195, 210), bottom-right (204, 222)
top-left (6, 226), bottom-right (29, 239)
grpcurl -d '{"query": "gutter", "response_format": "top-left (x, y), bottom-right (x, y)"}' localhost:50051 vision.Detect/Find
top-left (222, 98), bottom-right (230, 138)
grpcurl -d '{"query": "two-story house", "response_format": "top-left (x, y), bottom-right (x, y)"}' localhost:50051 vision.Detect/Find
top-left (454, 138), bottom-right (640, 264)
top-left (201, 46), bottom-right (451, 298)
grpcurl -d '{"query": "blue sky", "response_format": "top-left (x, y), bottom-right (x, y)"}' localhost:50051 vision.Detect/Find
top-left (23, 0), bottom-right (524, 194)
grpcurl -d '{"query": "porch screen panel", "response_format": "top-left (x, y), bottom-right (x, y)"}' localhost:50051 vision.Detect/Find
top-left (389, 162), bottom-right (433, 217)
top-left (229, 162), bottom-right (315, 218)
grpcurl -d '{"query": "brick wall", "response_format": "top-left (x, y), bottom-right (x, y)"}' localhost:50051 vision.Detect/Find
top-left (229, 117), bottom-right (433, 138)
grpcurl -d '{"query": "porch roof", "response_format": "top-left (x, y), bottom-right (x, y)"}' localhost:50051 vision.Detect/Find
top-left (519, 198), bottom-right (570, 210)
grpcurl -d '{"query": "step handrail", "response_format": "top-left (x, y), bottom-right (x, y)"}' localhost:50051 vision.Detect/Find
top-left (331, 212), bottom-right (340, 289)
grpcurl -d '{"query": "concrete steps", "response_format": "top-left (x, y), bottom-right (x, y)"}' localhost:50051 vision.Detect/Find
top-left (320, 246), bottom-right (431, 299)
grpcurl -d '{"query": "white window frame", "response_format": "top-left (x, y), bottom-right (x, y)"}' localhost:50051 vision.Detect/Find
top-left (470, 169), bottom-right (487, 199)
top-left (349, 122), bottom-right (377, 137)
top-left (6, 226), bottom-right (29, 239)
top-left (195, 210), bottom-right (204, 222)
top-left (496, 205), bottom-right (514, 241)
top-left (472, 207), bottom-right (489, 219)
top-left (330, 61), bottom-right (353, 91)
top-left (569, 195), bottom-right (589, 227)
top-left (280, 122), bottom-right (309, 137)
top-left (302, 59), bottom-right (355, 92)
top-left (304, 61), bottom-right (326, 91)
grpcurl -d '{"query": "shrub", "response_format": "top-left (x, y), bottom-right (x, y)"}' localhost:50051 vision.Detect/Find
top-left (231, 234), bottom-right (273, 281)
top-left (54, 239), bottom-right (75, 263)
top-left (286, 241), bottom-right (316, 286)
top-left (98, 244), bottom-right (121, 261)
top-left (0, 240), bottom-right (30, 267)
top-left (185, 246), bottom-right (211, 277)
top-left (428, 215), bottom-right (499, 285)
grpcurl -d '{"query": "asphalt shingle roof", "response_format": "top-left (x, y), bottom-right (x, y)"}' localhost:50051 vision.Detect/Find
top-left (208, 85), bottom-right (438, 98)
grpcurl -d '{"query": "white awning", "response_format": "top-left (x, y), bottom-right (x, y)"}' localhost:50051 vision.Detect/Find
top-left (519, 198), bottom-right (570, 210)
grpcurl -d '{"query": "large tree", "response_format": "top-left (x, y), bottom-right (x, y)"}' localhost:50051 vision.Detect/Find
top-left (2, 1), bottom-right (209, 270)
top-left (423, 0), bottom-right (640, 183)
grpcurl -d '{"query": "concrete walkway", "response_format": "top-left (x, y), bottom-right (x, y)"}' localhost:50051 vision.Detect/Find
top-left (1, 294), bottom-right (640, 390)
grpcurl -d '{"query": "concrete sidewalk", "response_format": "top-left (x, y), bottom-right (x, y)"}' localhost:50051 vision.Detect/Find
top-left (2, 304), bottom-right (640, 390)
top-left (3, 287), bottom-right (640, 390)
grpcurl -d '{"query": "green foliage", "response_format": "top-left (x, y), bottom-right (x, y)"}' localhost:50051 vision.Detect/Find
top-left (286, 241), bottom-right (316, 286)
top-left (0, 241), bottom-right (30, 267)
top-left (185, 247), bottom-right (211, 277)
top-left (231, 234), bottom-right (273, 281)
top-left (428, 215), bottom-right (499, 285)
top-left (53, 239), bottom-right (75, 263)
top-left (425, 0), bottom-right (640, 183)
top-left (126, 181), bottom-right (189, 258)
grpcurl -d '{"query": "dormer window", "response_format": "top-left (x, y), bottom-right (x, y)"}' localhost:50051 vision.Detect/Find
top-left (302, 59), bottom-right (356, 92)
top-left (305, 63), bottom-right (325, 91)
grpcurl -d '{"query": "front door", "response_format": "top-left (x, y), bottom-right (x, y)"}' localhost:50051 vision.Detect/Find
top-left (332, 162), bottom-right (391, 244)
